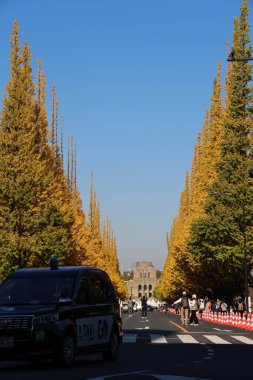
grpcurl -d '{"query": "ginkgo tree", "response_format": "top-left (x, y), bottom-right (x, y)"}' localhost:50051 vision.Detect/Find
top-left (0, 21), bottom-right (127, 299)
top-left (189, 0), bottom-right (253, 301)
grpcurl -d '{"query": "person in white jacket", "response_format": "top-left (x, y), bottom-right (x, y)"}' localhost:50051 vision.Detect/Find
top-left (189, 294), bottom-right (199, 326)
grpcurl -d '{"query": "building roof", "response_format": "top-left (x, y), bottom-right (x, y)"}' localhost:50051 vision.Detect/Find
top-left (135, 261), bottom-right (154, 268)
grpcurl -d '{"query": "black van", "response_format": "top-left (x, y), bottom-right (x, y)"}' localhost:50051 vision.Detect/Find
top-left (0, 259), bottom-right (122, 366)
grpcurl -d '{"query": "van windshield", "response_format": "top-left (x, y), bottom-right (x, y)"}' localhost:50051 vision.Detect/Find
top-left (0, 276), bottom-right (75, 305)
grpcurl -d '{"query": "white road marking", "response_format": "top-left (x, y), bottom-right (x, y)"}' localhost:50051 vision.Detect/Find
top-left (204, 335), bottom-right (231, 344)
top-left (177, 334), bottom-right (199, 344)
top-left (231, 335), bottom-right (253, 344)
top-left (213, 328), bottom-right (232, 332)
top-left (122, 332), bottom-right (253, 346)
top-left (135, 326), bottom-right (149, 330)
top-left (150, 334), bottom-right (167, 344)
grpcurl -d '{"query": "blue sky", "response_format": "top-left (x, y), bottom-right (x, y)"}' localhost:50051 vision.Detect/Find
top-left (0, 0), bottom-right (251, 271)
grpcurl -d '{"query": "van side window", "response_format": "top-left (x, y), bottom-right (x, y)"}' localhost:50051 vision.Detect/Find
top-left (104, 276), bottom-right (115, 300)
top-left (76, 277), bottom-right (90, 305)
top-left (90, 278), bottom-right (109, 303)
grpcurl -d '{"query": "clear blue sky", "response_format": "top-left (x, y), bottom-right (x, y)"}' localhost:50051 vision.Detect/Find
top-left (0, 0), bottom-right (251, 271)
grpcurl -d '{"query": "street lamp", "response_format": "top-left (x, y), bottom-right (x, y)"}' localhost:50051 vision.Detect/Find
top-left (226, 51), bottom-right (253, 312)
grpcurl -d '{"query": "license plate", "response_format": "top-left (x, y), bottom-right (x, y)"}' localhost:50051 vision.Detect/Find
top-left (0, 336), bottom-right (14, 348)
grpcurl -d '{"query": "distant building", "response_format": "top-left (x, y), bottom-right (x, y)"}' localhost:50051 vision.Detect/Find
top-left (126, 261), bottom-right (158, 300)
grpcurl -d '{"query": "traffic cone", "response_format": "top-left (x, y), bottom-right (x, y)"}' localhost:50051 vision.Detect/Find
top-left (237, 313), bottom-right (245, 329)
top-left (250, 314), bottom-right (253, 331)
top-left (239, 313), bottom-right (243, 327)
top-left (229, 312), bottom-right (234, 326)
top-left (241, 313), bottom-right (247, 329)
top-left (232, 312), bottom-right (236, 326)
top-left (245, 314), bottom-right (251, 331)
top-left (234, 313), bottom-right (239, 327)
top-left (234, 312), bottom-right (239, 327)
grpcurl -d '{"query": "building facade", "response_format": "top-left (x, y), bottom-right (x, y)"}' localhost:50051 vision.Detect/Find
top-left (126, 261), bottom-right (158, 300)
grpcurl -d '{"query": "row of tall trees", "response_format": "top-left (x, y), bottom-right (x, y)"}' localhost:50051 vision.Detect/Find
top-left (157, 0), bottom-right (253, 302)
top-left (0, 21), bottom-right (127, 299)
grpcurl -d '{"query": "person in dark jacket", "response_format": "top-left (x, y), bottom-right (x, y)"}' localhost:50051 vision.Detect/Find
top-left (141, 296), bottom-right (148, 318)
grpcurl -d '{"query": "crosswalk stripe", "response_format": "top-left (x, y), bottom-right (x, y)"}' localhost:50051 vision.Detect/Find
top-left (150, 334), bottom-right (167, 344)
top-left (204, 335), bottom-right (231, 344)
top-left (231, 335), bottom-right (253, 344)
top-left (123, 334), bottom-right (137, 343)
top-left (177, 334), bottom-right (199, 344)
top-left (123, 333), bottom-right (252, 345)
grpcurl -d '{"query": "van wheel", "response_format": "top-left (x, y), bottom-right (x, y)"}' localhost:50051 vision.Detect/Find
top-left (103, 330), bottom-right (119, 362)
top-left (55, 334), bottom-right (76, 367)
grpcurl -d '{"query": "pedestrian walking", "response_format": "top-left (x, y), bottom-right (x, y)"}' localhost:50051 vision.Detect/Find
top-left (141, 295), bottom-right (148, 318)
top-left (204, 297), bottom-right (212, 313)
top-left (236, 296), bottom-right (245, 318)
top-left (189, 294), bottom-right (199, 326)
top-left (220, 300), bottom-right (228, 314)
top-left (173, 291), bottom-right (190, 325)
top-left (198, 298), bottom-right (205, 320)
top-left (232, 296), bottom-right (238, 313)
top-left (174, 303), bottom-right (180, 315)
top-left (216, 298), bottom-right (221, 313)
top-left (211, 299), bottom-right (217, 313)
top-left (128, 296), bottom-right (134, 315)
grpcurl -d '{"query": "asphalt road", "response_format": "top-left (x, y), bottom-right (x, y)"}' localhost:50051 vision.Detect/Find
top-left (1, 310), bottom-right (253, 380)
